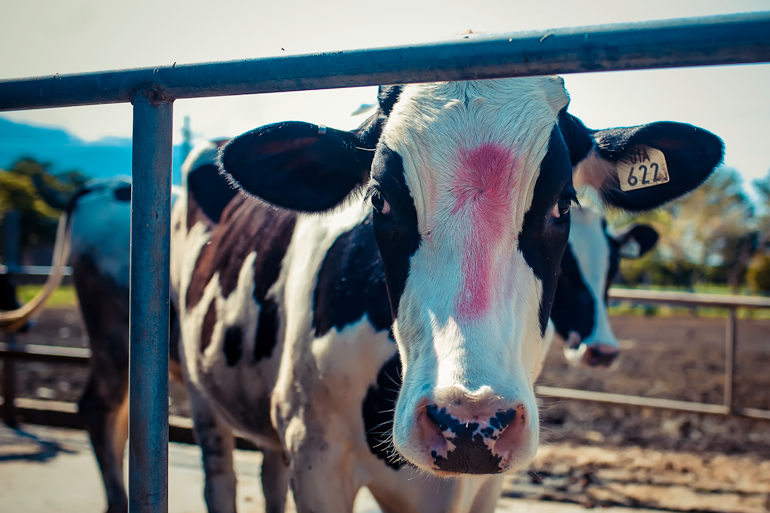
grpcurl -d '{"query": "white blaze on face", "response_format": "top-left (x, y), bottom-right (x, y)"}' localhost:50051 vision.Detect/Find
top-left (380, 78), bottom-right (570, 471)
top-left (568, 187), bottom-right (618, 352)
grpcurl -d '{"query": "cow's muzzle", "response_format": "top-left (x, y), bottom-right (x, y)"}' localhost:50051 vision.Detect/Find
top-left (564, 331), bottom-right (619, 367)
top-left (414, 397), bottom-right (528, 475)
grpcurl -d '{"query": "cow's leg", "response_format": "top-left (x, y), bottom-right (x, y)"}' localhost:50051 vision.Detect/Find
top-left (187, 385), bottom-right (237, 513)
top-left (260, 448), bottom-right (289, 513)
top-left (73, 255), bottom-right (132, 513)
top-left (79, 378), bottom-right (129, 513)
top-left (289, 469), bottom-right (358, 513)
top-left (285, 434), bottom-right (359, 513)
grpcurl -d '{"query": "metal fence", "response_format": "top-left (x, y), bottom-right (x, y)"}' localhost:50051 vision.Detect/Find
top-left (1, 11), bottom-right (770, 512)
top-left (537, 289), bottom-right (770, 421)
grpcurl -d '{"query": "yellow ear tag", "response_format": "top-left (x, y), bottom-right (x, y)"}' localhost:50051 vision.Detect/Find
top-left (617, 146), bottom-right (670, 192)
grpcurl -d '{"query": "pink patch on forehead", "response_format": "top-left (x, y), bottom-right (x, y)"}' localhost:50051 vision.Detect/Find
top-left (451, 143), bottom-right (522, 321)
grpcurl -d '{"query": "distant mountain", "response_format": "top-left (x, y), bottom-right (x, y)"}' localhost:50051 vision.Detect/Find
top-left (0, 117), bottom-right (183, 184)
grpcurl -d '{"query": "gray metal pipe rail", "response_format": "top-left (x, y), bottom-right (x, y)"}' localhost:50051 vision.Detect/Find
top-left (2, 11), bottom-right (770, 513)
top-left (0, 265), bottom-right (74, 277)
top-left (1, 12), bottom-right (769, 111)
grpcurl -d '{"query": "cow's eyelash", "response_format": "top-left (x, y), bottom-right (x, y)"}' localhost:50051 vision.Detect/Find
top-left (565, 192), bottom-right (580, 209)
top-left (363, 183), bottom-right (382, 203)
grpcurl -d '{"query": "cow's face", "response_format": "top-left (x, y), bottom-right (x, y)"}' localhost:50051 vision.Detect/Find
top-left (552, 191), bottom-right (658, 367)
top-left (220, 76), bottom-right (723, 476)
top-left (368, 79), bottom-right (573, 475)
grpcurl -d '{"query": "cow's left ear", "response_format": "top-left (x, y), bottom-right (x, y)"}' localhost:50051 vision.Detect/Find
top-left (615, 224), bottom-right (658, 259)
top-left (562, 114), bottom-right (723, 212)
top-left (220, 121), bottom-right (375, 212)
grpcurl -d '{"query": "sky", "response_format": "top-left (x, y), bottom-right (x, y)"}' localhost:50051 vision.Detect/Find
top-left (1, 0), bottom-right (769, 195)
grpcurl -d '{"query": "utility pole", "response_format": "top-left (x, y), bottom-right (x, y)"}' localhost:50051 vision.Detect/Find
top-left (180, 116), bottom-right (192, 166)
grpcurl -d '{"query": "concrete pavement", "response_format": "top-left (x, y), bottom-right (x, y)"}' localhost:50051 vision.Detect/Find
top-left (0, 423), bottom-right (673, 513)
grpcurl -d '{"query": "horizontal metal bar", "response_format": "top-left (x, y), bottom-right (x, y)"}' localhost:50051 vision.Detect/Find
top-left (1, 12), bottom-right (769, 111)
top-left (0, 396), bottom-right (79, 413)
top-left (0, 265), bottom-right (74, 277)
top-left (4, 345), bottom-right (768, 421)
top-left (0, 396), bottom-right (259, 449)
top-left (536, 386), bottom-right (770, 421)
top-left (608, 288), bottom-right (770, 309)
top-left (0, 342), bottom-right (91, 364)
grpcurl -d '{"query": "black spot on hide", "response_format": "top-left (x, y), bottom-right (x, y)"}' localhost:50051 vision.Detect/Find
top-left (313, 215), bottom-right (392, 337)
top-left (113, 185), bottom-right (131, 202)
top-left (200, 301), bottom-right (217, 352)
top-left (223, 326), bottom-right (243, 366)
top-left (254, 297), bottom-right (279, 362)
top-left (362, 353), bottom-right (402, 470)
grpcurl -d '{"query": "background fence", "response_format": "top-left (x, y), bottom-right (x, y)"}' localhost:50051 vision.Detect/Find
top-left (2, 11), bottom-right (770, 513)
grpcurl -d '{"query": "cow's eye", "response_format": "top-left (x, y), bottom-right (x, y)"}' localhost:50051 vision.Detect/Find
top-left (371, 193), bottom-right (391, 215)
top-left (551, 197), bottom-right (571, 221)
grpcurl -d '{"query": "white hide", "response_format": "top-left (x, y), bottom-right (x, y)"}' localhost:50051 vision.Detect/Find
top-left (70, 176), bottom-right (181, 286)
top-left (69, 176), bottom-right (133, 286)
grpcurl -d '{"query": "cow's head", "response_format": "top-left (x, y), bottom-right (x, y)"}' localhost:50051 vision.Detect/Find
top-left (552, 188), bottom-right (658, 367)
top-left (220, 77), bottom-right (722, 476)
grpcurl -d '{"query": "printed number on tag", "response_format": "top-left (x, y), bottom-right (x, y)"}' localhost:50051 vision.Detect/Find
top-left (617, 146), bottom-right (670, 192)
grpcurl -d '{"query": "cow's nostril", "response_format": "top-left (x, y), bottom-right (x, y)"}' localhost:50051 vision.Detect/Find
top-left (416, 403), bottom-right (448, 459)
top-left (489, 404), bottom-right (526, 456)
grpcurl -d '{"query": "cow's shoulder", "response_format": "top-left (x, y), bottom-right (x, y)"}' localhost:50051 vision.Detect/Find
top-left (186, 194), bottom-right (297, 312)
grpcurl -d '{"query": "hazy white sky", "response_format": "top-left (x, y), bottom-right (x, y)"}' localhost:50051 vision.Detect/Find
top-left (1, 0), bottom-right (769, 191)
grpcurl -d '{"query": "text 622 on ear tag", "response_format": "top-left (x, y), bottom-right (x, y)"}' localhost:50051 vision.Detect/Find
top-left (617, 146), bottom-right (670, 192)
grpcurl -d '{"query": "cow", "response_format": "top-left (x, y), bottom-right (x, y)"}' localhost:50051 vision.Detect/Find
top-left (552, 185), bottom-right (658, 367)
top-left (172, 77), bottom-right (722, 513)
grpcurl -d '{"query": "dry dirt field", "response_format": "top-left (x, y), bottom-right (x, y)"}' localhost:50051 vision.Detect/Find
top-left (3, 307), bottom-right (769, 512)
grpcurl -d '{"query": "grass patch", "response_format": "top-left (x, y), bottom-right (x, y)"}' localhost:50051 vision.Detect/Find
top-left (17, 285), bottom-right (78, 308)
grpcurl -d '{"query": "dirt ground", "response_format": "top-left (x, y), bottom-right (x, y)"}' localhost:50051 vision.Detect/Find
top-left (2, 307), bottom-right (769, 512)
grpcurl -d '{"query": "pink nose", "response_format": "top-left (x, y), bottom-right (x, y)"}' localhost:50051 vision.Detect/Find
top-left (415, 400), bottom-right (527, 474)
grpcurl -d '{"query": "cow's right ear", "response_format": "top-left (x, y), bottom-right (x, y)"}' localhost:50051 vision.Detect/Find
top-left (560, 113), bottom-right (724, 213)
top-left (615, 224), bottom-right (659, 259)
top-left (220, 121), bottom-right (374, 212)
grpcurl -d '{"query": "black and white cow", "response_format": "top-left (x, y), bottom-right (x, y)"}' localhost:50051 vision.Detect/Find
top-left (552, 186), bottom-right (658, 367)
top-left (171, 77), bottom-right (721, 512)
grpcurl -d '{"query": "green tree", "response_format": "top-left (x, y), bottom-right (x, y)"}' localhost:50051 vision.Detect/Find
top-left (747, 170), bottom-right (770, 293)
top-left (0, 158), bottom-right (88, 259)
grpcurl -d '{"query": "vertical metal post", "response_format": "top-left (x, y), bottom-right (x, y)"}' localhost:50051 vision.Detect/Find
top-left (1, 334), bottom-right (18, 428)
top-left (129, 89), bottom-right (172, 513)
top-left (723, 307), bottom-right (737, 412)
top-left (3, 210), bottom-right (21, 270)
top-left (2, 210), bottom-right (21, 427)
